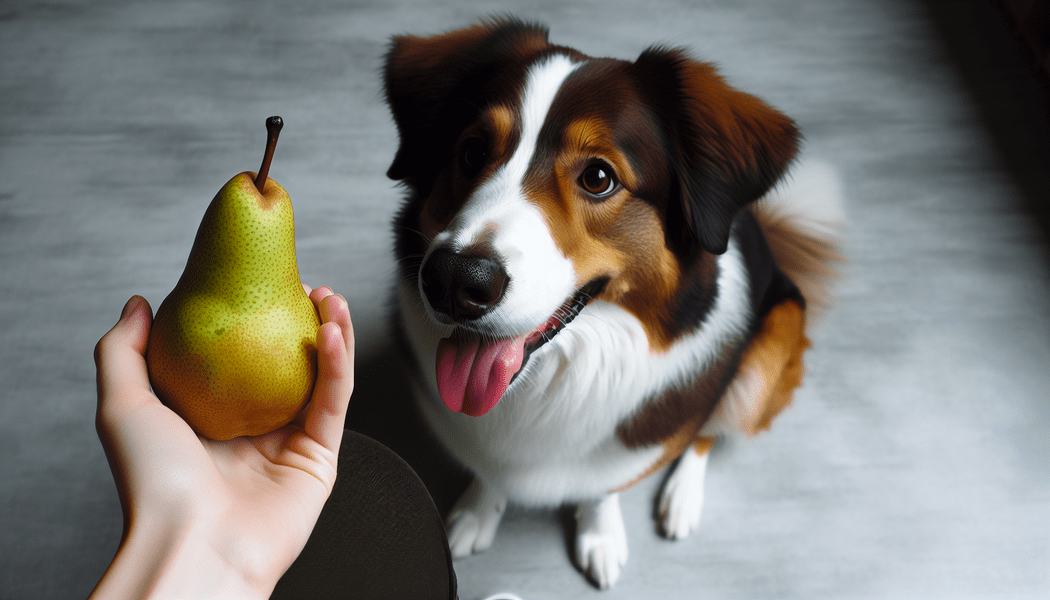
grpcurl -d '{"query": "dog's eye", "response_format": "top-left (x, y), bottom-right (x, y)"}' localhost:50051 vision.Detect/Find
top-left (578, 162), bottom-right (618, 198)
top-left (459, 139), bottom-right (488, 178)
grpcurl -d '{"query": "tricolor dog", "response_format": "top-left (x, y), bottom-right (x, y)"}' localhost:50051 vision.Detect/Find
top-left (383, 18), bottom-right (843, 588)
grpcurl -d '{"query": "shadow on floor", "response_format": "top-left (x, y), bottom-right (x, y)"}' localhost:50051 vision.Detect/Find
top-left (346, 332), bottom-right (472, 517)
top-left (921, 0), bottom-right (1050, 252)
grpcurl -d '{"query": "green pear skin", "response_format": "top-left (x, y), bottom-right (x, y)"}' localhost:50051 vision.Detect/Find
top-left (146, 172), bottom-right (319, 440)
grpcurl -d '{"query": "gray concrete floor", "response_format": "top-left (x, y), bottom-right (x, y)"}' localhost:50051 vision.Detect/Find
top-left (2, 0), bottom-right (1049, 598)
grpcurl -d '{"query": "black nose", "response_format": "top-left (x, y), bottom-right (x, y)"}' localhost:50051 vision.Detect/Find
top-left (420, 248), bottom-right (509, 322)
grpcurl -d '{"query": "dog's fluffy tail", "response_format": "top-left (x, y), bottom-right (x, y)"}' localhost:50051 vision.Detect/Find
top-left (753, 158), bottom-right (847, 326)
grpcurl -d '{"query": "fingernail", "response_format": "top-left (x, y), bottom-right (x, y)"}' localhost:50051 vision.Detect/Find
top-left (120, 296), bottom-right (140, 320)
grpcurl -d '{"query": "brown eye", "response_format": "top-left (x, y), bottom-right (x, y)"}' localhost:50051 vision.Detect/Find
top-left (578, 162), bottom-right (618, 198)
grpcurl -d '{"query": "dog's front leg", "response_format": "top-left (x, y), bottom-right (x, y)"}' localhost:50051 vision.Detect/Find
top-left (446, 476), bottom-right (508, 558)
top-left (574, 492), bottom-right (629, 589)
top-left (658, 437), bottom-right (714, 539)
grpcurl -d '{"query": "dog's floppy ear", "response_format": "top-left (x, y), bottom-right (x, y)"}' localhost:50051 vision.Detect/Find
top-left (632, 48), bottom-right (800, 256)
top-left (383, 18), bottom-right (551, 194)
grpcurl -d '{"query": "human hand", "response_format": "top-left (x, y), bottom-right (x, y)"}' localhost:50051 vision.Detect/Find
top-left (90, 286), bottom-right (354, 599)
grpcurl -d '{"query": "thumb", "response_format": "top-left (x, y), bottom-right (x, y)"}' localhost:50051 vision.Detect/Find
top-left (95, 296), bottom-right (155, 412)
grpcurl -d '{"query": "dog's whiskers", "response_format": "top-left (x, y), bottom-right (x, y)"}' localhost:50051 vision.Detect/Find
top-left (393, 224), bottom-right (433, 246)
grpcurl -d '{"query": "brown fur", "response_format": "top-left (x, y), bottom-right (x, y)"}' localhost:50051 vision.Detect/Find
top-left (735, 299), bottom-right (810, 436)
top-left (615, 202), bottom-right (841, 482)
top-left (385, 18), bottom-right (844, 513)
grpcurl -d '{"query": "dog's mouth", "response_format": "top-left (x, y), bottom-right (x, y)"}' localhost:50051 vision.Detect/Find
top-left (434, 278), bottom-right (608, 417)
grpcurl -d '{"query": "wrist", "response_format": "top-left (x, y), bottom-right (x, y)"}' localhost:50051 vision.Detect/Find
top-left (91, 510), bottom-right (276, 600)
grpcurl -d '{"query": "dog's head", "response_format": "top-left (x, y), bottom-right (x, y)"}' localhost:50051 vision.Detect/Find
top-left (385, 18), bottom-right (798, 416)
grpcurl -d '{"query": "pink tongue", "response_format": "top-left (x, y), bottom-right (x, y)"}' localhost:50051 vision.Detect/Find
top-left (435, 333), bottom-right (528, 416)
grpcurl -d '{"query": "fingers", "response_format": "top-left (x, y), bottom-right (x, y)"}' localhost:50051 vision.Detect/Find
top-left (95, 296), bottom-right (156, 421)
top-left (310, 286), bottom-right (353, 351)
top-left (304, 288), bottom-right (355, 453)
top-left (307, 285), bottom-right (334, 308)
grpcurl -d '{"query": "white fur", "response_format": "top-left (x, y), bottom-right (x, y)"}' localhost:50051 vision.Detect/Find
top-left (760, 157), bottom-right (846, 239)
top-left (446, 477), bottom-right (508, 558)
top-left (701, 363), bottom-right (767, 437)
top-left (658, 445), bottom-right (711, 539)
top-left (574, 493), bottom-right (629, 589)
top-left (400, 53), bottom-right (798, 589)
top-left (404, 228), bottom-right (751, 507)
top-left (423, 55), bottom-right (582, 338)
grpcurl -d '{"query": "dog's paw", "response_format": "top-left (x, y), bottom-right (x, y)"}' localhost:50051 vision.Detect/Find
top-left (658, 446), bottom-right (710, 540)
top-left (446, 477), bottom-right (508, 558)
top-left (574, 494), bottom-right (629, 590)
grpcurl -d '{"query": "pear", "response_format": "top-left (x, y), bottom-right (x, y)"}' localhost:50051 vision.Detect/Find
top-left (146, 116), bottom-right (320, 440)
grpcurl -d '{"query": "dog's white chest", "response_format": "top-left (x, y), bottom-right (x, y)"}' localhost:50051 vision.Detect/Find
top-left (401, 237), bottom-right (751, 505)
top-left (409, 296), bottom-right (666, 504)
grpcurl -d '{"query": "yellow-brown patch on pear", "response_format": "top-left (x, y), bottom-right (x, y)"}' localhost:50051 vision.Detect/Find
top-left (148, 296), bottom-right (317, 439)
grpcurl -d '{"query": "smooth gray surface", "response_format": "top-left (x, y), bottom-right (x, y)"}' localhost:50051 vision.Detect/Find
top-left (2, 1), bottom-right (1049, 599)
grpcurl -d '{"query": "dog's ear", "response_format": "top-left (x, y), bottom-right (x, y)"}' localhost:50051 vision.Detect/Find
top-left (632, 48), bottom-right (800, 256)
top-left (383, 18), bottom-right (551, 194)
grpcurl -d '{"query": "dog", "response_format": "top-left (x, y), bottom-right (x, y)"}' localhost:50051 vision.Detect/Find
top-left (383, 18), bottom-right (843, 589)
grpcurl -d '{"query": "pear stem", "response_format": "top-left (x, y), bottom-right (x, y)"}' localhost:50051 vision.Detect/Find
top-left (254, 116), bottom-right (283, 193)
